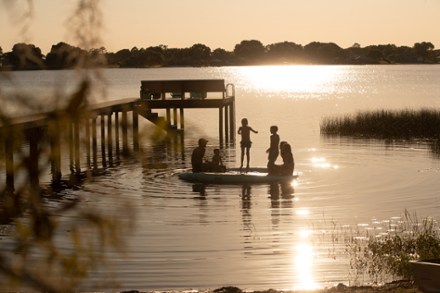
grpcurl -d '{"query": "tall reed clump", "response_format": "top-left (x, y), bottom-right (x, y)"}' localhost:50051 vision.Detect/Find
top-left (321, 109), bottom-right (440, 139)
top-left (346, 210), bottom-right (440, 284)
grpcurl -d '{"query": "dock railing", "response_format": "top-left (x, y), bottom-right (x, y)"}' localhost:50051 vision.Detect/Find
top-left (140, 79), bottom-right (228, 100)
top-left (138, 79), bottom-right (235, 142)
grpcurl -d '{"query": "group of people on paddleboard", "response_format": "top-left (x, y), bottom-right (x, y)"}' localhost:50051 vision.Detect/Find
top-left (191, 118), bottom-right (294, 176)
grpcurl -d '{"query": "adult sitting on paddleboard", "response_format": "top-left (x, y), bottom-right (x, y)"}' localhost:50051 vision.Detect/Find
top-left (191, 138), bottom-right (209, 172)
top-left (270, 141), bottom-right (294, 176)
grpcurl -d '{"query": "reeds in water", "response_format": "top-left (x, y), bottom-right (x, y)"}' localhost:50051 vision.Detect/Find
top-left (321, 109), bottom-right (440, 139)
top-left (346, 210), bottom-right (440, 284)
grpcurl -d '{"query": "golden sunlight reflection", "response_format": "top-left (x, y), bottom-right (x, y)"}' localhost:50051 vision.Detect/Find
top-left (237, 65), bottom-right (342, 94)
top-left (292, 228), bottom-right (319, 290)
top-left (295, 209), bottom-right (310, 216)
top-left (311, 157), bottom-right (339, 169)
top-left (292, 179), bottom-right (299, 188)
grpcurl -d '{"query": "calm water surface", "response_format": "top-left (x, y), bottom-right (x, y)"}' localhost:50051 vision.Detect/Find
top-left (2, 65), bottom-right (440, 291)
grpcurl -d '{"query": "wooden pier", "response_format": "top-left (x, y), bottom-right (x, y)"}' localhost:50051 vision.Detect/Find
top-left (138, 79), bottom-right (236, 142)
top-left (0, 79), bottom-right (236, 192)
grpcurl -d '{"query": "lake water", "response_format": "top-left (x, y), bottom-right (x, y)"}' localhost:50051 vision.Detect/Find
top-left (2, 65), bottom-right (440, 291)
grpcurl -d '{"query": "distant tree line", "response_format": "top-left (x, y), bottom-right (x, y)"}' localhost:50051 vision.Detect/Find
top-left (0, 40), bottom-right (439, 70)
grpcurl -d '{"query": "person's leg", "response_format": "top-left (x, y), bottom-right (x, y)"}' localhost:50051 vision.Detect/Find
top-left (267, 160), bottom-right (275, 175)
top-left (245, 147), bottom-right (250, 169)
top-left (240, 147), bottom-right (245, 169)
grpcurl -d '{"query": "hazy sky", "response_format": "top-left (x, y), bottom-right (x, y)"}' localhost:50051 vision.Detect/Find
top-left (1, 0), bottom-right (439, 54)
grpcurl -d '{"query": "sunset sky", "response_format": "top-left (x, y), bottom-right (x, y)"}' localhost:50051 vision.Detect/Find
top-left (1, 0), bottom-right (439, 54)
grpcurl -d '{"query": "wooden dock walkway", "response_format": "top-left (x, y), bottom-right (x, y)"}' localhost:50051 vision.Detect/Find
top-left (0, 79), bottom-right (236, 193)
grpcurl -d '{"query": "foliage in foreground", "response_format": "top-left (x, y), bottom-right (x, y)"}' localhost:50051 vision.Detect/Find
top-left (346, 210), bottom-right (440, 284)
top-left (320, 109), bottom-right (440, 139)
top-left (0, 1), bottom-right (134, 292)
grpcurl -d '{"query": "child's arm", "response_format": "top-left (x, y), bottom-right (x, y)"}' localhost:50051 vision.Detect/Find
top-left (237, 127), bottom-right (242, 134)
top-left (251, 127), bottom-right (258, 134)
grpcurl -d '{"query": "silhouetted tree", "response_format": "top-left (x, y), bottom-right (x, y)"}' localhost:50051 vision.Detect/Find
top-left (187, 43), bottom-right (211, 66)
top-left (345, 43), bottom-right (364, 63)
top-left (45, 42), bottom-right (87, 69)
top-left (265, 41), bottom-right (303, 63)
top-left (88, 46), bottom-right (107, 66)
top-left (107, 48), bottom-right (131, 67)
top-left (212, 48), bottom-right (235, 66)
top-left (3, 43), bottom-right (45, 70)
top-left (143, 45), bottom-right (166, 67)
top-left (234, 40), bottom-right (265, 64)
top-left (362, 44), bottom-right (398, 64)
top-left (166, 47), bottom-right (191, 66)
top-left (125, 47), bottom-right (147, 67)
top-left (304, 42), bottom-right (344, 64)
top-left (365, 46), bottom-right (384, 63)
top-left (392, 46), bottom-right (417, 63)
top-left (414, 42), bottom-right (435, 62)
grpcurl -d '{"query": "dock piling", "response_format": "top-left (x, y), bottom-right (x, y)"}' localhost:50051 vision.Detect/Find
top-left (1, 79), bottom-right (236, 192)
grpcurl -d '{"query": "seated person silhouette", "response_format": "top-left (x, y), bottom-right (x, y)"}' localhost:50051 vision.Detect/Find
top-left (208, 148), bottom-right (226, 172)
top-left (191, 138), bottom-right (209, 172)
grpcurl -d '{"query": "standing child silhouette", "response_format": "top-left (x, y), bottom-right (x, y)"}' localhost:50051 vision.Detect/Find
top-left (237, 118), bottom-right (258, 170)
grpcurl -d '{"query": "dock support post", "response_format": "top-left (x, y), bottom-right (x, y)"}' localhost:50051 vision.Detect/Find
top-left (230, 102), bottom-right (235, 141)
top-left (173, 108), bottom-right (178, 129)
top-left (50, 123), bottom-right (62, 185)
top-left (107, 113), bottom-right (113, 165)
top-left (166, 109), bottom-right (171, 127)
top-left (74, 121), bottom-right (81, 174)
top-left (225, 106), bottom-right (229, 143)
top-left (68, 123), bottom-right (74, 173)
top-left (219, 106), bottom-right (224, 146)
top-left (122, 111), bottom-right (128, 155)
top-left (5, 138), bottom-right (14, 193)
top-left (180, 108), bottom-right (184, 129)
top-left (100, 115), bottom-right (107, 167)
top-left (115, 112), bottom-right (120, 158)
top-left (92, 117), bottom-right (98, 170)
top-left (133, 110), bottom-right (139, 151)
top-left (85, 118), bottom-right (91, 169)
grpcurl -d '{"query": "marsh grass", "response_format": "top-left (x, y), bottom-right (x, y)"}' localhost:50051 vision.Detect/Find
top-left (321, 109), bottom-right (440, 139)
top-left (341, 210), bottom-right (440, 284)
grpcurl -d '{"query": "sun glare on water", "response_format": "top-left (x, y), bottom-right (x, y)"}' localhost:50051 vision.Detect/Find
top-left (236, 65), bottom-right (342, 95)
top-left (291, 228), bottom-right (319, 291)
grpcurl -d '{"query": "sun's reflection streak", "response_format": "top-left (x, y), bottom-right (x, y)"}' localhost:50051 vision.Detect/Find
top-left (236, 65), bottom-right (343, 95)
top-left (292, 227), bottom-right (319, 291)
top-left (288, 207), bottom-right (320, 291)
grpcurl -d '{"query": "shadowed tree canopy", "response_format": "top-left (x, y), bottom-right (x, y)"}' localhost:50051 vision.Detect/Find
top-left (233, 40), bottom-right (266, 64)
top-left (211, 48), bottom-right (235, 66)
top-left (45, 42), bottom-right (88, 69)
top-left (265, 41), bottom-right (303, 63)
top-left (1, 40), bottom-right (439, 70)
top-left (3, 43), bottom-right (45, 70)
top-left (304, 42), bottom-right (344, 64)
top-left (188, 43), bottom-right (212, 66)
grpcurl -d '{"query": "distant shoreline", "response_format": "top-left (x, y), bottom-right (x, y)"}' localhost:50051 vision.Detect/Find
top-left (132, 282), bottom-right (421, 293)
top-left (1, 41), bottom-right (439, 71)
